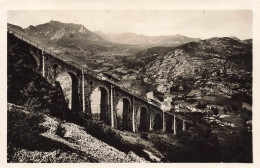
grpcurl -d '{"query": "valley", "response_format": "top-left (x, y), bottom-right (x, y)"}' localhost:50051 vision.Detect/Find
top-left (7, 20), bottom-right (252, 163)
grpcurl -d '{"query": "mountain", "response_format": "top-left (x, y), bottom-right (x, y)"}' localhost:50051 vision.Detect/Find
top-left (132, 37), bottom-right (252, 94)
top-left (8, 23), bottom-right (25, 32)
top-left (7, 21), bottom-right (144, 70)
top-left (8, 21), bottom-right (105, 43)
top-left (242, 39), bottom-right (252, 45)
top-left (94, 31), bottom-right (200, 47)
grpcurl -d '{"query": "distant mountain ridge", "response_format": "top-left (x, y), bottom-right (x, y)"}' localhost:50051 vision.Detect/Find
top-left (8, 21), bottom-right (200, 47)
top-left (7, 21), bottom-right (145, 67)
top-left (94, 31), bottom-right (201, 46)
top-left (8, 21), bottom-right (106, 43)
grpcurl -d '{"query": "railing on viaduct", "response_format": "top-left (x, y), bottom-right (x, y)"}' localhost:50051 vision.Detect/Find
top-left (7, 28), bottom-right (85, 72)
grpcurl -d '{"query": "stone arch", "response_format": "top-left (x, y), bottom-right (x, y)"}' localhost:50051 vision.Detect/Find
top-left (55, 69), bottom-right (80, 112)
top-left (28, 50), bottom-right (41, 70)
top-left (116, 97), bottom-right (132, 131)
top-left (31, 54), bottom-right (41, 70)
top-left (67, 72), bottom-right (80, 112)
top-left (137, 105), bottom-right (149, 132)
top-left (52, 63), bottom-right (80, 82)
top-left (91, 84), bottom-right (110, 95)
top-left (176, 117), bottom-right (183, 134)
top-left (153, 113), bottom-right (163, 130)
top-left (90, 85), bottom-right (110, 124)
top-left (27, 56), bottom-right (39, 69)
top-left (166, 118), bottom-right (173, 133)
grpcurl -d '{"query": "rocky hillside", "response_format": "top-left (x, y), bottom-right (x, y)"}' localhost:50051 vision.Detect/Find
top-left (137, 37), bottom-right (252, 95)
top-left (125, 46), bottom-right (175, 69)
top-left (95, 31), bottom-right (200, 46)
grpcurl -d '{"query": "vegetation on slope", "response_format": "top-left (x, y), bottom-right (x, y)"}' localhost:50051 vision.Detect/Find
top-left (8, 33), bottom-right (69, 117)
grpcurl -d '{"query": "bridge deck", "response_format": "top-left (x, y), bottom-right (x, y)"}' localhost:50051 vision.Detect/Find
top-left (164, 111), bottom-right (194, 124)
top-left (8, 28), bottom-right (84, 71)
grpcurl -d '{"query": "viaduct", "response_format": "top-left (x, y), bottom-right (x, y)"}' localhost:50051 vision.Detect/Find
top-left (8, 28), bottom-right (192, 134)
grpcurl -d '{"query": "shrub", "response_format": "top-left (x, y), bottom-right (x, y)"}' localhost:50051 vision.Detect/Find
top-left (241, 108), bottom-right (252, 120)
top-left (231, 105), bottom-right (239, 112)
top-left (56, 123), bottom-right (66, 137)
top-left (196, 102), bottom-right (202, 108)
top-left (213, 107), bottom-right (219, 115)
top-left (141, 132), bottom-right (148, 140)
top-left (223, 108), bottom-right (228, 114)
top-left (196, 102), bottom-right (207, 109)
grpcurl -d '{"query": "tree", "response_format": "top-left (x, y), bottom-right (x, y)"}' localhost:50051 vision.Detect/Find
top-left (201, 103), bottom-right (207, 109)
top-left (231, 105), bottom-right (239, 112)
top-left (223, 108), bottom-right (228, 114)
top-left (213, 107), bottom-right (219, 115)
top-left (196, 102), bottom-right (202, 109)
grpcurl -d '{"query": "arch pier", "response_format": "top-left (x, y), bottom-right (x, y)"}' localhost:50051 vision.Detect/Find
top-left (163, 112), bottom-right (193, 134)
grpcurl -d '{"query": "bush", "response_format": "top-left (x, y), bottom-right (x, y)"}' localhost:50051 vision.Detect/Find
top-left (140, 132), bottom-right (148, 140)
top-left (241, 108), bottom-right (252, 120)
top-left (223, 108), bottom-right (228, 114)
top-left (196, 102), bottom-right (202, 108)
top-left (56, 123), bottom-right (66, 137)
top-left (231, 105), bottom-right (239, 112)
top-left (213, 107), bottom-right (219, 115)
top-left (196, 102), bottom-right (207, 109)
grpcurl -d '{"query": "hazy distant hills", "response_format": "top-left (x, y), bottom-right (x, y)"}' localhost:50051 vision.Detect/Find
top-left (95, 31), bottom-right (200, 46)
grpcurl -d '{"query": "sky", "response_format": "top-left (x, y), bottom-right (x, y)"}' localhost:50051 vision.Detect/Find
top-left (7, 10), bottom-right (252, 40)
